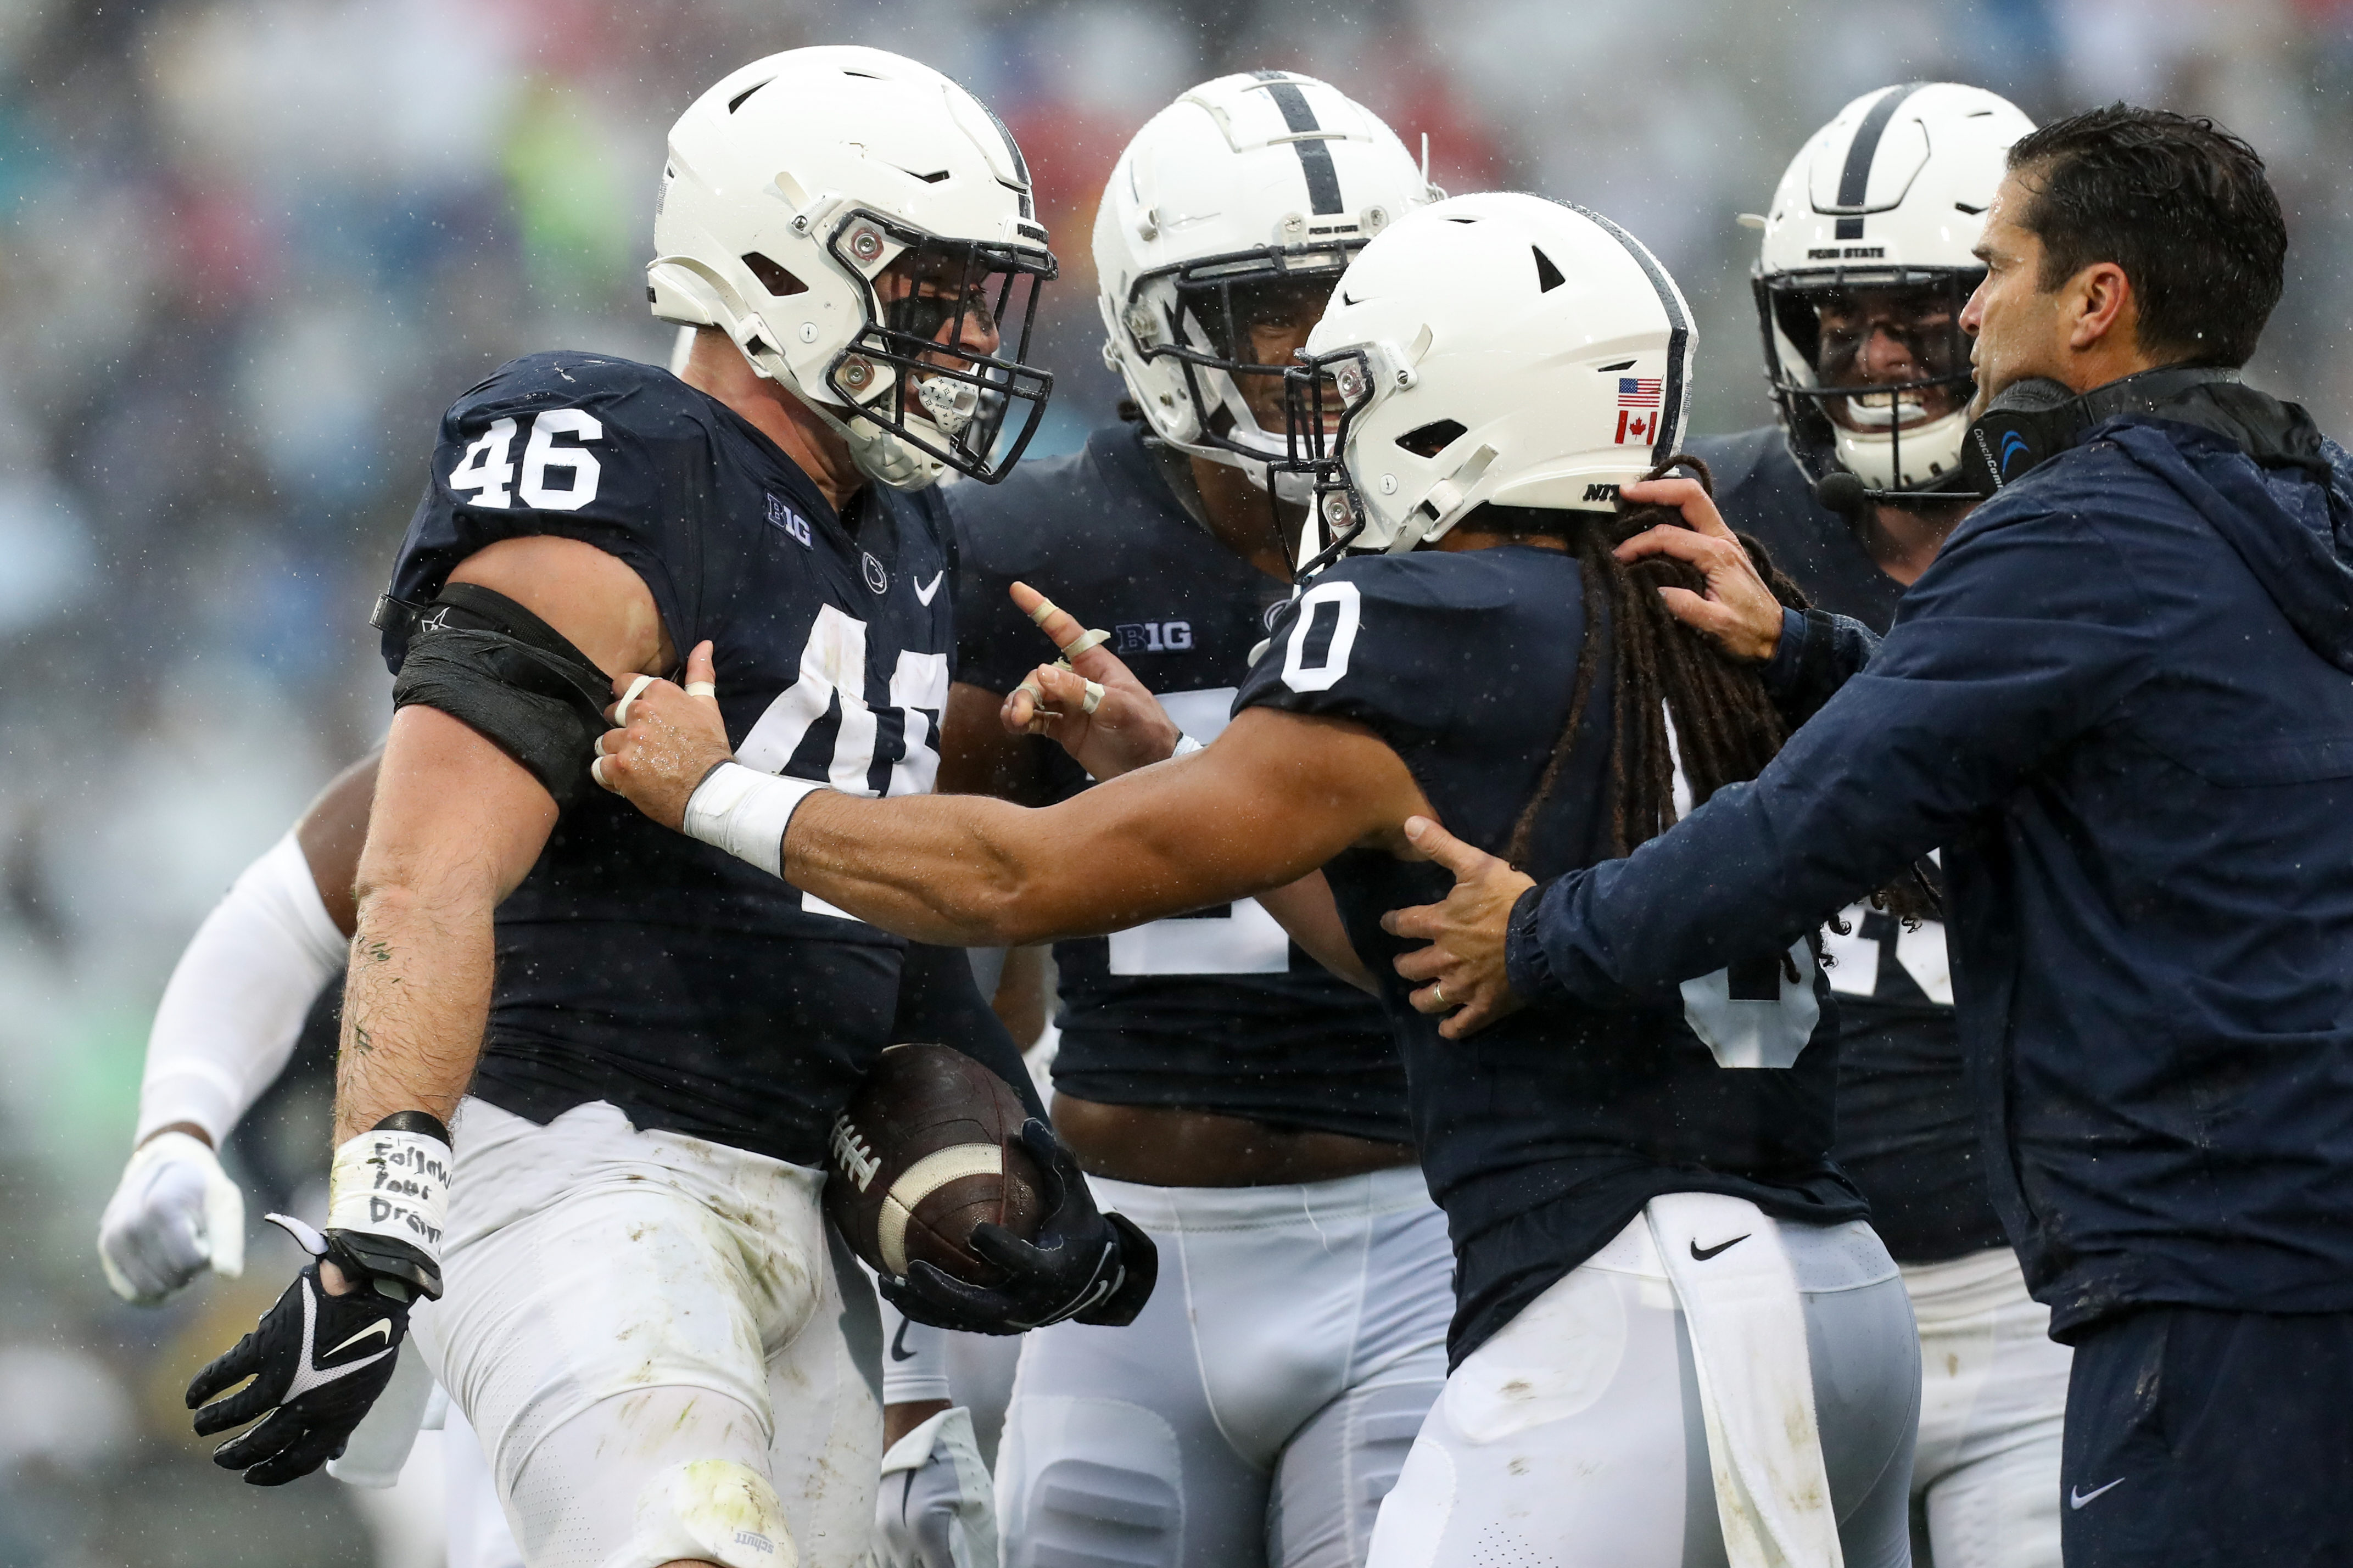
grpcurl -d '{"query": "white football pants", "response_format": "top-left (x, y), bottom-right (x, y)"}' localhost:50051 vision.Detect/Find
top-left (1904, 1246), bottom-right (2070, 1568)
top-left (1367, 1202), bottom-right (1919, 1568)
top-left (412, 1098), bottom-right (883, 1568)
top-left (996, 1165), bottom-right (1454, 1568)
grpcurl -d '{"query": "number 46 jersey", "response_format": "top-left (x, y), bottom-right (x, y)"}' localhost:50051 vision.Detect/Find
top-left (1234, 546), bottom-right (1869, 1363)
top-left (382, 351), bottom-right (956, 1170)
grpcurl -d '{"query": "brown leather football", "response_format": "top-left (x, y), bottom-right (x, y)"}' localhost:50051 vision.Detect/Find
top-left (823, 1043), bottom-right (1046, 1285)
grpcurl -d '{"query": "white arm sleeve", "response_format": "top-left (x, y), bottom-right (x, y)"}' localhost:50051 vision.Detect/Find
top-left (879, 1298), bottom-right (957, 1407)
top-left (135, 831), bottom-right (349, 1147)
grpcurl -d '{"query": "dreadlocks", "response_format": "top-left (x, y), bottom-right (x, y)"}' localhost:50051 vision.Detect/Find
top-left (1497, 454), bottom-right (1938, 926)
top-left (1502, 455), bottom-right (1801, 867)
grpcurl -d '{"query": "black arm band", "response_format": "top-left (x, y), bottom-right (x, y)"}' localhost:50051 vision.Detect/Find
top-left (389, 583), bottom-right (612, 810)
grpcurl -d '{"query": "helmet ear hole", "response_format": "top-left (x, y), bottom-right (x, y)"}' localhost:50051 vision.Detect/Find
top-left (1396, 418), bottom-right (1466, 458)
top-left (741, 253), bottom-right (808, 298)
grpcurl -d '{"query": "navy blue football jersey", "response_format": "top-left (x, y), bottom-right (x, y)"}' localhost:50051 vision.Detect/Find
top-left (1233, 546), bottom-right (1867, 1362)
top-left (383, 351), bottom-right (958, 1167)
top-left (948, 424), bottom-right (1409, 1145)
top-left (1696, 427), bottom-right (2002, 1264)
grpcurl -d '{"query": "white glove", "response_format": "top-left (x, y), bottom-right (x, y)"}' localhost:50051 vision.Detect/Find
top-left (875, 1405), bottom-right (997, 1568)
top-left (97, 1130), bottom-right (245, 1304)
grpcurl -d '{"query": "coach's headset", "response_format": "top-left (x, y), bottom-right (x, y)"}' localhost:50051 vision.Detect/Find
top-left (1814, 365), bottom-right (2331, 514)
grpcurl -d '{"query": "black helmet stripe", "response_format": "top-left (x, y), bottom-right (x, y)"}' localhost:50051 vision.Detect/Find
top-left (1833, 82), bottom-right (1927, 239)
top-left (1566, 202), bottom-right (1689, 464)
top-left (980, 102), bottom-right (1036, 220)
top-left (1251, 70), bottom-right (1345, 216)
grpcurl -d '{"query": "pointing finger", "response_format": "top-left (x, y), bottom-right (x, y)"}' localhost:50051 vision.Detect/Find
top-left (1010, 581), bottom-right (1114, 674)
top-left (1010, 583), bottom-right (1088, 657)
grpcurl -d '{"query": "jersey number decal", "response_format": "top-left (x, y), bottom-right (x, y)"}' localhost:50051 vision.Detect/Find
top-left (1821, 903), bottom-right (1953, 1006)
top-left (1281, 580), bottom-right (1362, 693)
top-left (1106, 686), bottom-right (1292, 975)
top-left (448, 411), bottom-right (605, 511)
top-left (732, 606), bottom-right (946, 921)
top-left (1679, 940), bottom-right (1821, 1069)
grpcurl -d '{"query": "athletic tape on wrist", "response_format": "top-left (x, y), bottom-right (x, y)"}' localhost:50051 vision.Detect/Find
top-left (684, 762), bottom-right (831, 878)
top-left (327, 1126), bottom-right (452, 1262)
top-left (1172, 733), bottom-right (1204, 757)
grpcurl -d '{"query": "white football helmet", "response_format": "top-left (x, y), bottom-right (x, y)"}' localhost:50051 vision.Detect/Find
top-left (1753, 82), bottom-right (2033, 496)
top-left (649, 47), bottom-right (1058, 490)
top-left (1284, 192), bottom-right (1695, 570)
top-left (1094, 71), bottom-right (1439, 494)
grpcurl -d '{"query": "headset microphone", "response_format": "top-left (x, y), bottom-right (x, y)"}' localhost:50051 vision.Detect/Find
top-left (1813, 471), bottom-right (1870, 518)
top-left (1814, 468), bottom-right (1978, 518)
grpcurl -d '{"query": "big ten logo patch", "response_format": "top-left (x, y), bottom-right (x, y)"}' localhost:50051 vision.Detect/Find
top-left (766, 492), bottom-right (812, 546)
top-left (1114, 620), bottom-right (1194, 655)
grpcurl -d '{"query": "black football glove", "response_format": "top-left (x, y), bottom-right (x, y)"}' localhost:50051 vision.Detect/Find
top-left (186, 1215), bottom-right (416, 1485)
top-left (879, 1119), bottom-right (1157, 1336)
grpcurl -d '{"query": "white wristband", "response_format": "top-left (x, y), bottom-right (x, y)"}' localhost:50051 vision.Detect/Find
top-left (684, 761), bottom-right (832, 878)
top-left (1171, 733), bottom-right (1205, 758)
top-left (327, 1127), bottom-right (452, 1261)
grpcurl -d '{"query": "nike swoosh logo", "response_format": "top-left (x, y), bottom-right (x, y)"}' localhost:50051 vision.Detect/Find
top-left (2070, 1478), bottom-right (2125, 1509)
top-left (1690, 1234), bottom-right (1751, 1261)
top-left (889, 1319), bottom-right (916, 1362)
top-left (914, 571), bottom-right (944, 607)
top-left (326, 1318), bottom-right (393, 1358)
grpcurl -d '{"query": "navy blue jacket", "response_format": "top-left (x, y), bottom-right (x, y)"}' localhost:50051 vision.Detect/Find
top-left (1505, 401), bottom-right (2353, 1339)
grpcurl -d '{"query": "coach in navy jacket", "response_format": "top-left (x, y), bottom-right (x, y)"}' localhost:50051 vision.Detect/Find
top-left (1387, 108), bottom-right (2353, 1564)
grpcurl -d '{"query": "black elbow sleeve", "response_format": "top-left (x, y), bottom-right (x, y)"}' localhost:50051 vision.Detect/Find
top-left (387, 583), bottom-right (612, 810)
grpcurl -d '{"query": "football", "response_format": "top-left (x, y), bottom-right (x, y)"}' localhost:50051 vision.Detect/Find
top-left (823, 1043), bottom-right (1048, 1286)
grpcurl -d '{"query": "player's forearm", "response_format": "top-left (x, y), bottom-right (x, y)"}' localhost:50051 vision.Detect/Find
top-left (786, 790), bottom-right (1138, 947)
top-left (334, 879), bottom-right (494, 1141)
top-left (786, 769), bottom-right (1301, 949)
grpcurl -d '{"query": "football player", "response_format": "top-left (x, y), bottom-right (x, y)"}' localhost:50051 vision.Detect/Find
top-left (1685, 85), bottom-right (2070, 1568)
top-left (597, 194), bottom-right (1923, 1566)
top-left (97, 753), bottom-right (527, 1568)
top-left (180, 48), bottom-right (1151, 1568)
top-left (102, 750), bottom-right (1021, 1568)
top-left (914, 72), bottom-right (1453, 1568)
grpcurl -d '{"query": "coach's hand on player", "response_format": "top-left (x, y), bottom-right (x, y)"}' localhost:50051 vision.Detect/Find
top-left (1383, 816), bottom-right (1535, 1039)
top-left (880, 1119), bottom-right (1158, 1335)
top-left (1001, 581), bottom-right (1182, 781)
top-left (186, 1215), bottom-right (413, 1485)
top-left (594, 641), bottom-right (734, 830)
top-left (1612, 476), bottom-right (1785, 664)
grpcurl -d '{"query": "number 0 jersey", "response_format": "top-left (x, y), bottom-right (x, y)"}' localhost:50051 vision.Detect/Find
top-left (382, 351), bottom-right (957, 1168)
top-left (1695, 427), bottom-right (2004, 1265)
top-left (948, 424), bottom-right (1409, 1144)
top-left (1233, 546), bottom-right (1868, 1362)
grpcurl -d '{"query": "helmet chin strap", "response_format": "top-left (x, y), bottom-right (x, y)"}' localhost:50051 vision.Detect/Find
top-left (785, 372), bottom-right (954, 493)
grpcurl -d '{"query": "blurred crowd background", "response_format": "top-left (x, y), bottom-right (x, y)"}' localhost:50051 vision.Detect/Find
top-left (2, 0), bottom-right (2349, 1560)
